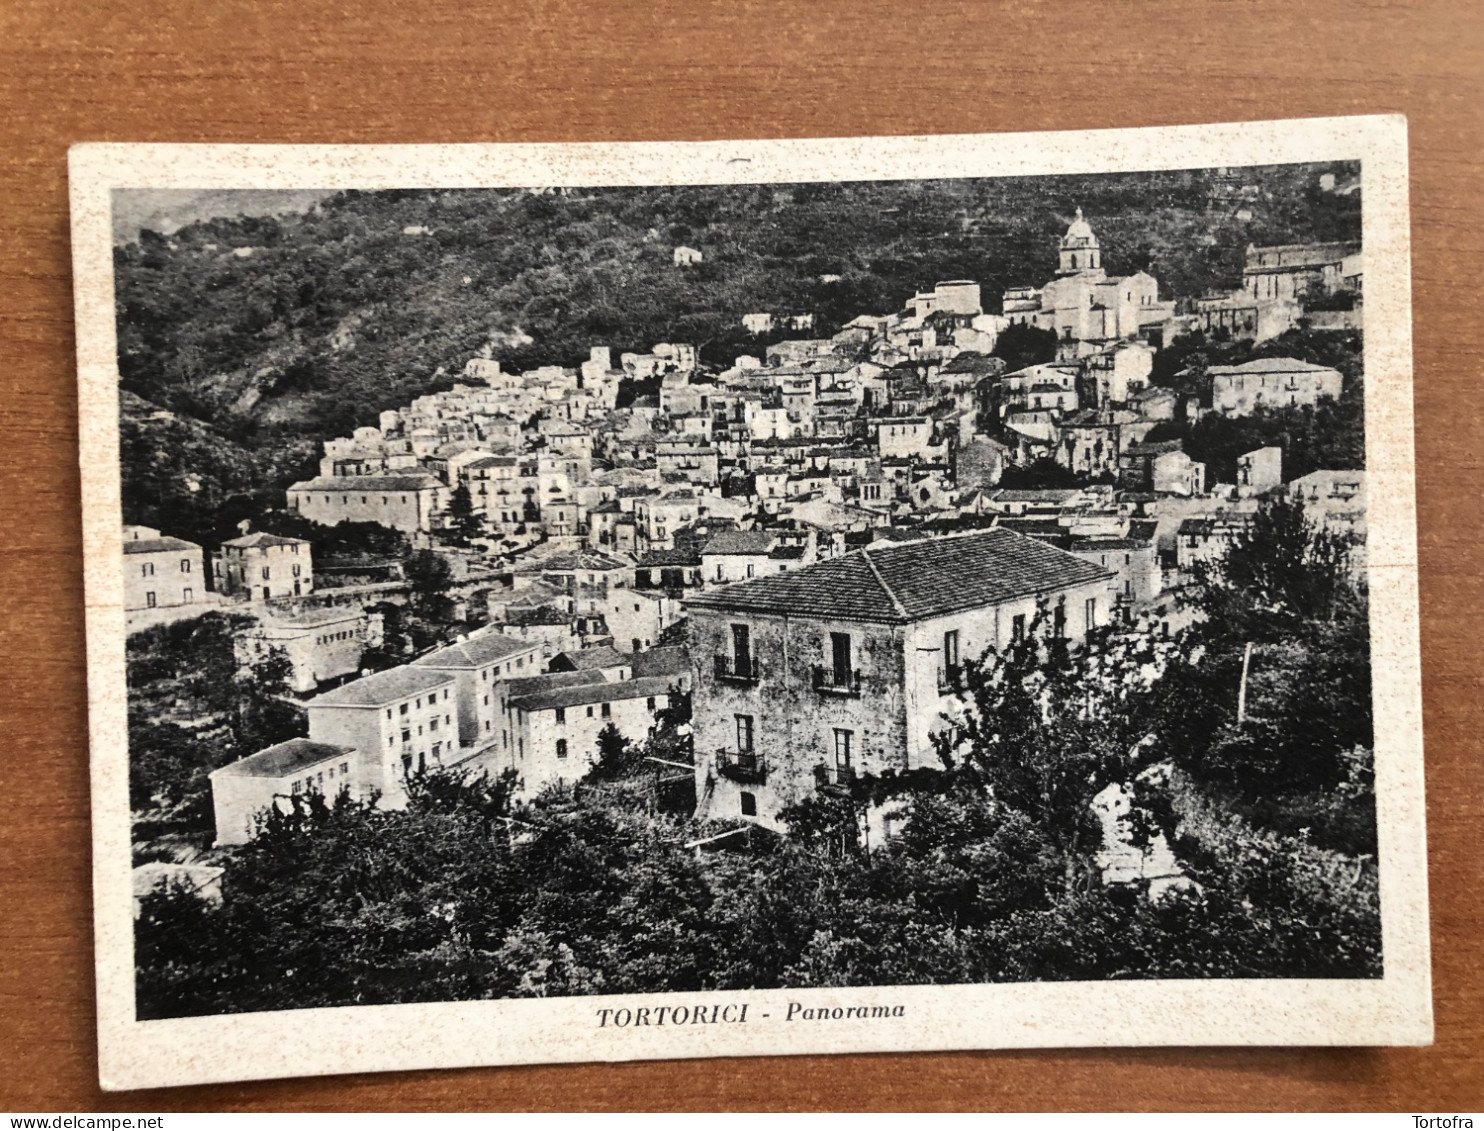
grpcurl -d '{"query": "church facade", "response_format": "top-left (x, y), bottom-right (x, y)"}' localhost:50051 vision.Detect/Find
top-left (1002, 209), bottom-right (1175, 356)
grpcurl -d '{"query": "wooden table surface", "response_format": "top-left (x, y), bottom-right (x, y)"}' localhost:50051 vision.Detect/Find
top-left (2, 0), bottom-right (1481, 1112)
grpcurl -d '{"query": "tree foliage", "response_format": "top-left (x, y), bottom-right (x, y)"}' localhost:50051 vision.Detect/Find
top-left (127, 614), bottom-right (301, 825)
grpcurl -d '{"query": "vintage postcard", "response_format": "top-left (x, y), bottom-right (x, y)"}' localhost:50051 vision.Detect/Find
top-left (69, 116), bottom-right (1429, 1090)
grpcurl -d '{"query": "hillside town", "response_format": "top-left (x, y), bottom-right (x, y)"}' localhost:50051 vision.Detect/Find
top-left (123, 208), bottom-right (1367, 894)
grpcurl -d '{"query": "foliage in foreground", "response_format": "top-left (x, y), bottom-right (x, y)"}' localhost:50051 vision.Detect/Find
top-left (136, 498), bottom-right (1380, 1017)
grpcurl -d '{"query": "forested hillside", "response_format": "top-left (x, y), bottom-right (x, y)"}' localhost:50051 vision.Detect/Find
top-left (113, 163), bottom-right (1360, 540)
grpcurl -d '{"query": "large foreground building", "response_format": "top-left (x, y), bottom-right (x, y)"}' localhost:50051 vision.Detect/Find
top-left (685, 529), bottom-right (1113, 829)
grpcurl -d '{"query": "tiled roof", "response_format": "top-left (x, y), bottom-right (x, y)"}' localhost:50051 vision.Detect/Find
top-left (1068, 537), bottom-right (1154, 552)
top-left (1208, 357), bottom-right (1340, 376)
top-left (635, 549), bottom-right (700, 567)
top-left (221, 532), bottom-right (307, 549)
top-left (939, 353), bottom-right (1004, 376)
top-left (516, 549), bottom-right (629, 573)
top-left (288, 474), bottom-right (443, 492)
top-left (308, 665), bottom-right (454, 708)
top-left (412, 632), bottom-right (540, 672)
top-left (509, 674), bottom-right (672, 714)
top-left (630, 645), bottom-right (689, 679)
top-left (214, 738), bottom-right (354, 779)
top-left (505, 608), bottom-right (571, 627)
top-left (1126, 440), bottom-right (1185, 456)
top-left (260, 606), bottom-right (365, 629)
top-left (991, 489), bottom-right (1080, 503)
top-left (686, 529), bottom-right (1111, 624)
top-left (505, 670), bottom-right (604, 699)
top-left (550, 646), bottom-right (627, 672)
top-left (123, 536), bottom-right (200, 555)
top-left (701, 531), bottom-right (775, 556)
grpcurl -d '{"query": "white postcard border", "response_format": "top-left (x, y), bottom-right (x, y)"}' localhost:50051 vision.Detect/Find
top-left (69, 115), bottom-right (1429, 1091)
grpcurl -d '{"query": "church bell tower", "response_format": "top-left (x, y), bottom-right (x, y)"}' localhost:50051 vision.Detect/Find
top-left (1057, 207), bottom-right (1102, 275)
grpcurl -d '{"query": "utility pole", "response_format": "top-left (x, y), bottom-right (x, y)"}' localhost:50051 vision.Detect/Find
top-left (1236, 641), bottom-right (1253, 725)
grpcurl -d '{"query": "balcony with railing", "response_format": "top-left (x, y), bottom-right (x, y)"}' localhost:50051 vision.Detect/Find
top-left (936, 664), bottom-right (963, 695)
top-left (814, 763), bottom-right (856, 794)
top-left (714, 652), bottom-right (763, 684)
top-left (811, 665), bottom-right (862, 697)
top-left (716, 748), bottom-right (767, 785)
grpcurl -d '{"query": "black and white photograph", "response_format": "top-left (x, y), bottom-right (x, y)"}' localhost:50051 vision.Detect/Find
top-left (69, 119), bottom-right (1430, 1088)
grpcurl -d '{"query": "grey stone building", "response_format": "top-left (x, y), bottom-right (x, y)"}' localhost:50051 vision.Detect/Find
top-left (685, 529), bottom-right (1113, 829)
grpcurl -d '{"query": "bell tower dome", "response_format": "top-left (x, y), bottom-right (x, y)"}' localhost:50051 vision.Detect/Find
top-left (1057, 207), bottom-right (1102, 275)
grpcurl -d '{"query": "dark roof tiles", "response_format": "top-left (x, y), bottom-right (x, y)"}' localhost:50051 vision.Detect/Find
top-left (308, 666), bottom-right (455, 708)
top-left (215, 738), bottom-right (354, 779)
top-left (412, 632), bottom-right (541, 672)
top-left (686, 529), bottom-right (1111, 624)
top-left (509, 675), bottom-right (673, 714)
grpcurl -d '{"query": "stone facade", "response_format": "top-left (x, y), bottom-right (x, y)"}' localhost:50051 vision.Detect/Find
top-left (123, 526), bottom-right (204, 615)
top-left (686, 531), bottom-right (1114, 830)
top-left (217, 532), bottom-right (314, 601)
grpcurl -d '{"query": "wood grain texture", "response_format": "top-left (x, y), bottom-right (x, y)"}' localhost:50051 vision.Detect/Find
top-left (1, 0), bottom-right (1480, 1111)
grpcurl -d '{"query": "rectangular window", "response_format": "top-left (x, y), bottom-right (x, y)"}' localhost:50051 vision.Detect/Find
top-left (400, 703), bottom-right (408, 715)
top-left (556, 738), bottom-right (568, 759)
top-left (145, 591), bottom-right (156, 608)
top-left (1086, 598), bottom-right (1098, 631)
top-left (1053, 600), bottom-right (1067, 639)
top-left (261, 566), bottom-right (271, 580)
top-left (182, 587), bottom-right (193, 603)
top-left (1011, 614), bottom-right (1026, 642)
top-left (340, 763), bottom-right (349, 775)
top-left (730, 623), bottom-right (751, 676)
top-left (736, 714), bottom-right (754, 753)
top-left (429, 717), bottom-right (438, 733)
top-left (555, 707), bottom-right (566, 725)
top-left (831, 632), bottom-right (852, 684)
top-left (943, 629), bottom-right (960, 669)
top-left (601, 703), bottom-right (611, 719)
top-left (587, 706), bottom-right (594, 718)
top-left (740, 791), bottom-right (757, 817)
top-left (833, 728), bottom-right (853, 768)
top-left (141, 562), bottom-right (154, 577)
top-left (180, 559), bottom-right (191, 573)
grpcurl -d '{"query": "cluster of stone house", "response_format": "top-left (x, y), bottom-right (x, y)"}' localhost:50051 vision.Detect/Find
top-left (149, 191), bottom-right (1369, 856)
top-left (1192, 240), bottom-right (1363, 342)
top-left (262, 211), bottom-right (1348, 587)
top-left (209, 627), bottom-right (688, 845)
